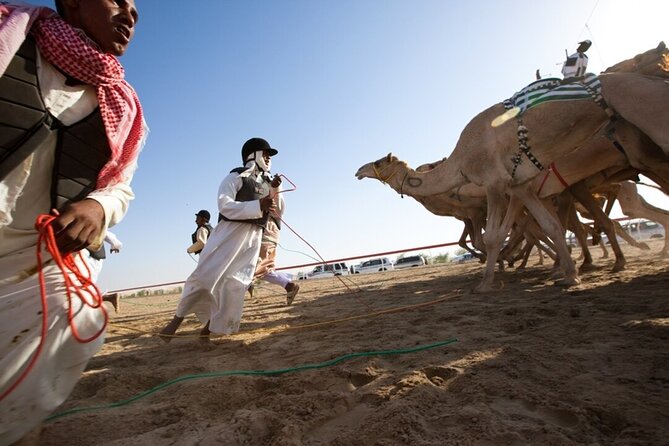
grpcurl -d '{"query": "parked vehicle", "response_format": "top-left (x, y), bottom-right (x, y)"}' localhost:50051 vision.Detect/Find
top-left (622, 219), bottom-right (664, 240)
top-left (450, 252), bottom-right (474, 263)
top-left (297, 262), bottom-right (349, 280)
top-left (394, 255), bottom-right (427, 269)
top-left (353, 257), bottom-right (394, 274)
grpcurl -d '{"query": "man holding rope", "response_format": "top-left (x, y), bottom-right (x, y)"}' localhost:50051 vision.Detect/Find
top-left (0, 0), bottom-right (146, 443)
top-left (160, 138), bottom-right (283, 344)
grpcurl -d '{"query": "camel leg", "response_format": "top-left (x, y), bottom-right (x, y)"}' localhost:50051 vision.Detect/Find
top-left (613, 221), bottom-right (651, 250)
top-left (559, 192), bottom-right (594, 272)
top-left (469, 213), bottom-right (488, 262)
top-left (516, 241), bottom-right (534, 269)
top-left (512, 186), bottom-right (579, 287)
top-left (475, 188), bottom-right (518, 293)
top-left (460, 219), bottom-right (486, 262)
top-left (618, 181), bottom-right (669, 256)
top-left (570, 182), bottom-right (626, 272)
top-left (598, 237), bottom-right (610, 259)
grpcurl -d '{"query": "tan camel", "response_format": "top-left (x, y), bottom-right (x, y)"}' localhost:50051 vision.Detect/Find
top-left (596, 181), bottom-right (669, 257)
top-left (361, 157), bottom-right (489, 260)
top-left (356, 43), bottom-right (668, 291)
top-left (604, 41), bottom-right (668, 78)
top-left (361, 68), bottom-right (669, 292)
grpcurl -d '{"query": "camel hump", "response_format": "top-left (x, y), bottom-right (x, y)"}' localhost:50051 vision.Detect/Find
top-left (604, 42), bottom-right (669, 77)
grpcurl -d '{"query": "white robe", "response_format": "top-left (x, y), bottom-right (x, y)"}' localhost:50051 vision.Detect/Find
top-left (0, 45), bottom-right (143, 444)
top-left (176, 167), bottom-right (282, 334)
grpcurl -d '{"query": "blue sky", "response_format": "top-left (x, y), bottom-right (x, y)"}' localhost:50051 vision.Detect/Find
top-left (30, 0), bottom-right (669, 291)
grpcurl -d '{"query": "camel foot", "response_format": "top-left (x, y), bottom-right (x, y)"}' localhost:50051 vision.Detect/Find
top-left (555, 276), bottom-right (580, 287)
top-left (549, 269), bottom-right (564, 280)
top-left (638, 242), bottom-right (651, 251)
top-left (611, 261), bottom-right (626, 273)
top-left (473, 280), bottom-right (503, 293)
top-left (473, 283), bottom-right (494, 293)
top-left (578, 263), bottom-right (597, 273)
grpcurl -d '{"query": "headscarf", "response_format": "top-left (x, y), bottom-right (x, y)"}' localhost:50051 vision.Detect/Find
top-left (0, 3), bottom-right (145, 189)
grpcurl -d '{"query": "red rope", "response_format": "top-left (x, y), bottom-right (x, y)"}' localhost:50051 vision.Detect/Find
top-left (536, 162), bottom-right (570, 196)
top-left (0, 213), bottom-right (108, 402)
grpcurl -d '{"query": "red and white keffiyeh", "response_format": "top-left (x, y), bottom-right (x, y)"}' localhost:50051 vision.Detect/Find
top-left (0, 3), bottom-right (144, 189)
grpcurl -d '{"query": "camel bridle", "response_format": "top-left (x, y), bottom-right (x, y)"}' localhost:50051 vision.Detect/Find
top-left (372, 163), bottom-right (399, 184)
top-left (371, 163), bottom-right (425, 199)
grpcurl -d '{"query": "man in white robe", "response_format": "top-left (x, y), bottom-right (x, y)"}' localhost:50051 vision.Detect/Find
top-left (160, 138), bottom-right (283, 343)
top-left (0, 1), bottom-right (145, 443)
top-left (562, 40), bottom-right (591, 79)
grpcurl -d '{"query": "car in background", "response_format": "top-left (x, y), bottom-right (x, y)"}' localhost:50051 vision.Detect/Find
top-left (297, 262), bottom-right (349, 280)
top-left (623, 219), bottom-right (664, 240)
top-left (394, 255), bottom-right (427, 269)
top-left (353, 257), bottom-right (394, 274)
top-left (450, 252), bottom-right (475, 263)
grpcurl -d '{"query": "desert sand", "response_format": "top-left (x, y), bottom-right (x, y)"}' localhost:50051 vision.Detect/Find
top-left (40, 240), bottom-right (668, 445)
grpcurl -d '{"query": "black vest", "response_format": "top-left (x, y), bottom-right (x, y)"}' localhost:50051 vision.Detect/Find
top-left (218, 167), bottom-right (273, 227)
top-left (190, 223), bottom-right (213, 254)
top-left (0, 36), bottom-right (111, 211)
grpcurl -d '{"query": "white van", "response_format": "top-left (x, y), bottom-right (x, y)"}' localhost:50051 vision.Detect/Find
top-left (297, 262), bottom-right (349, 280)
top-left (353, 257), bottom-right (394, 274)
top-left (394, 255), bottom-right (427, 269)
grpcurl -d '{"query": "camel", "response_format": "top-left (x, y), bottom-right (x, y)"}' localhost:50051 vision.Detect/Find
top-left (595, 181), bottom-right (669, 257)
top-left (357, 68), bottom-right (668, 292)
top-left (604, 41), bottom-right (668, 78)
top-left (356, 44), bottom-right (668, 291)
top-left (368, 158), bottom-right (489, 261)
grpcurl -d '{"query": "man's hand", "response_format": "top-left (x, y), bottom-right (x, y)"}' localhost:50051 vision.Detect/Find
top-left (271, 174), bottom-right (282, 188)
top-left (51, 199), bottom-right (105, 254)
top-left (259, 195), bottom-right (276, 213)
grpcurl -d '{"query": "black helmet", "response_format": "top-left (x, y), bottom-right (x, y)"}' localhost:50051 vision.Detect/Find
top-left (195, 209), bottom-right (211, 221)
top-left (577, 40), bottom-right (592, 53)
top-left (241, 137), bottom-right (278, 162)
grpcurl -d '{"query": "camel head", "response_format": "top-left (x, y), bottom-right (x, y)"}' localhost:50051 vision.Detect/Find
top-left (605, 41), bottom-right (669, 77)
top-left (355, 153), bottom-right (407, 182)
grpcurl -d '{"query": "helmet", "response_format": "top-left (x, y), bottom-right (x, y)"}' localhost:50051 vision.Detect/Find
top-left (195, 209), bottom-right (211, 221)
top-left (241, 137), bottom-right (278, 162)
top-left (577, 40), bottom-right (592, 53)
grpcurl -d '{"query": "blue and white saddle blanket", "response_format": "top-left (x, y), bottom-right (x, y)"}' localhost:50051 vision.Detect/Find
top-left (504, 73), bottom-right (602, 116)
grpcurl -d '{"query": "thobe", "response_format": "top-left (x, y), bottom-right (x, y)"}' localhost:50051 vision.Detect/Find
top-left (175, 166), bottom-right (283, 334)
top-left (0, 48), bottom-right (142, 444)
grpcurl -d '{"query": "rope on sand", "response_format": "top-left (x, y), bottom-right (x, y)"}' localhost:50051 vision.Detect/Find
top-left (45, 338), bottom-right (458, 422)
top-left (109, 294), bottom-right (459, 339)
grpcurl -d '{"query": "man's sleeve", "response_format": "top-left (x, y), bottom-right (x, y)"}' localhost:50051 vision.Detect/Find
top-left (186, 227), bottom-right (207, 253)
top-left (87, 155), bottom-right (138, 230)
top-left (218, 173), bottom-right (264, 220)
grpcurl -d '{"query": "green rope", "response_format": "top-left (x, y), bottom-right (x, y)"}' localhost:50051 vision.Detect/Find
top-left (46, 338), bottom-right (457, 422)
